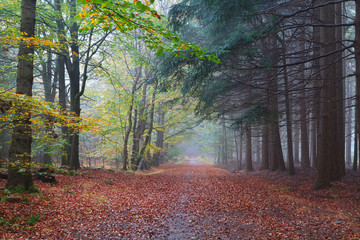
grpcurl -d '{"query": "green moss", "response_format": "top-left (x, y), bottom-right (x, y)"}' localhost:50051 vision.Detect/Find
top-left (0, 214), bottom-right (40, 230)
top-left (5, 185), bottom-right (40, 194)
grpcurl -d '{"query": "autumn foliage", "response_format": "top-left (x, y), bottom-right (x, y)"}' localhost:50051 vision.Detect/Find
top-left (0, 160), bottom-right (359, 239)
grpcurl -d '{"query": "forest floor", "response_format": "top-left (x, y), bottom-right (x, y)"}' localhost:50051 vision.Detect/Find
top-left (1, 159), bottom-right (360, 239)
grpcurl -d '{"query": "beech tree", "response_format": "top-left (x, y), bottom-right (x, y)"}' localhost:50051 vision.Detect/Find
top-left (6, 0), bottom-right (37, 190)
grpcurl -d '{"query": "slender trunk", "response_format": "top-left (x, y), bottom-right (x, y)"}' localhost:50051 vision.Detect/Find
top-left (312, 1), bottom-right (322, 170)
top-left (260, 125), bottom-right (269, 170)
top-left (55, 0), bottom-right (68, 166)
top-left (67, 0), bottom-right (80, 169)
top-left (41, 50), bottom-right (53, 165)
top-left (354, 0), bottom-right (360, 172)
top-left (293, 121), bottom-right (300, 164)
top-left (354, 111), bottom-right (358, 171)
top-left (245, 126), bottom-right (253, 172)
top-left (283, 49), bottom-right (295, 175)
top-left (153, 109), bottom-right (165, 167)
top-left (221, 116), bottom-right (228, 165)
top-left (131, 83), bottom-right (147, 167)
top-left (300, 78), bottom-right (310, 168)
top-left (137, 90), bottom-right (156, 170)
top-left (122, 85), bottom-right (136, 170)
top-left (234, 131), bottom-right (239, 171)
top-left (311, 111), bottom-right (317, 167)
top-left (346, 98), bottom-right (352, 165)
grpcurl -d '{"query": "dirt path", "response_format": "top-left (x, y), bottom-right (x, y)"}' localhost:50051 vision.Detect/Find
top-left (1, 160), bottom-right (360, 239)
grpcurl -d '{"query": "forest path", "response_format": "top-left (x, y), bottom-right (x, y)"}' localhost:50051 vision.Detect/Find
top-left (1, 159), bottom-right (359, 239)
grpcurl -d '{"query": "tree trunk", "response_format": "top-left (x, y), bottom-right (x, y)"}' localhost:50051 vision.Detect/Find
top-left (332, 1), bottom-right (345, 179)
top-left (41, 50), bottom-right (54, 165)
top-left (299, 72), bottom-right (310, 168)
top-left (122, 84), bottom-right (136, 170)
top-left (221, 116), bottom-right (228, 165)
top-left (55, 0), bottom-right (68, 166)
top-left (283, 48), bottom-right (295, 175)
top-left (136, 90), bottom-right (156, 170)
top-left (293, 121), bottom-right (300, 164)
top-left (66, 0), bottom-right (80, 169)
top-left (245, 126), bottom-right (253, 172)
top-left (345, 97), bottom-right (352, 166)
top-left (260, 125), bottom-right (269, 170)
top-left (131, 83), bottom-right (147, 167)
top-left (6, 0), bottom-right (37, 191)
top-left (315, 0), bottom-right (337, 189)
top-left (354, 0), bottom-right (360, 172)
top-left (354, 112), bottom-right (358, 171)
top-left (153, 109), bottom-right (165, 167)
top-left (234, 131), bottom-right (239, 172)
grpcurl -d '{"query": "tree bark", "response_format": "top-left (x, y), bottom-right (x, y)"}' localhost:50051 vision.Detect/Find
top-left (131, 83), bottom-right (147, 167)
top-left (66, 0), bottom-right (80, 169)
top-left (6, 0), bottom-right (37, 190)
top-left (315, 0), bottom-right (338, 189)
top-left (55, 0), bottom-right (68, 166)
top-left (122, 84), bottom-right (136, 170)
top-left (221, 116), bottom-right (228, 165)
top-left (41, 50), bottom-right (54, 165)
top-left (354, 0), bottom-right (360, 172)
top-left (283, 48), bottom-right (295, 175)
top-left (153, 109), bottom-right (165, 167)
top-left (260, 125), bottom-right (269, 170)
top-left (137, 90), bottom-right (156, 170)
top-left (233, 131), bottom-right (240, 172)
top-left (332, 1), bottom-right (345, 179)
top-left (245, 126), bottom-right (253, 172)
top-left (353, 112), bottom-right (358, 171)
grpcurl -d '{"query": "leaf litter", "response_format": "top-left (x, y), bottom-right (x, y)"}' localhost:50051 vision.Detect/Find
top-left (0, 162), bottom-right (359, 239)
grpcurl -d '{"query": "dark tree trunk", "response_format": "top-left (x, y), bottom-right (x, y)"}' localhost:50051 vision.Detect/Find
top-left (245, 126), bottom-right (253, 172)
top-left (6, 0), bottom-right (37, 190)
top-left (64, 0), bottom-right (81, 169)
top-left (137, 90), bottom-right (156, 170)
top-left (299, 75), bottom-right (310, 168)
top-left (221, 116), bottom-right (228, 165)
top-left (283, 48), bottom-right (295, 175)
top-left (41, 50), bottom-right (54, 165)
top-left (260, 125), bottom-right (269, 170)
top-left (233, 131), bottom-right (240, 172)
top-left (315, 0), bottom-right (338, 189)
top-left (354, 0), bottom-right (360, 172)
top-left (332, 1), bottom-right (345, 179)
top-left (153, 109), bottom-right (165, 167)
top-left (131, 83), bottom-right (147, 167)
top-left (122, 84), bottom-right (136, 170)
top-left (345, 97), bottom-right (352, 166)
top-left (354, 113), bottom-right (358, 171)
top-left (55, 0), bottom-right (68, 166)
top-left (311, 1), bottom-right (322, 169)
top-left (293, 121), bottom-right (300, 164)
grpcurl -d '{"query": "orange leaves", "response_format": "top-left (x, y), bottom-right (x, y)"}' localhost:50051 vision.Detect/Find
top-left (0, 162), bottom-right (359, 238)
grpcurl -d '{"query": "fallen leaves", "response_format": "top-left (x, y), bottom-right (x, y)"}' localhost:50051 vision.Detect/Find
top-left (0, 162), bottom-right (359, 239)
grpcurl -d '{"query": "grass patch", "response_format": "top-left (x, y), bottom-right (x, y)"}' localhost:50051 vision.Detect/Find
top-left (0, 214), bottom-right (40, 230)
top-left (140, 169), bottom-right (165, 175)
top-left (5, 185), bottom-right (39, 194)
top-left (103, 179), bottom-right (113, 185)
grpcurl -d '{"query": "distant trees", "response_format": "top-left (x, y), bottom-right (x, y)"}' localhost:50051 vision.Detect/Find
top-left (2, 0), bottom-right (358, 190)
top-left (0, 0), bottom-right (218, 191)
top-left (162, 0), bottom-right (357, 188)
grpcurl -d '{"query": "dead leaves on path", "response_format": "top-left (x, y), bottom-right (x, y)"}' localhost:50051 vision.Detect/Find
top-left (0, 164), bottom-right (359, 239)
